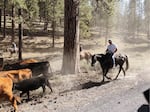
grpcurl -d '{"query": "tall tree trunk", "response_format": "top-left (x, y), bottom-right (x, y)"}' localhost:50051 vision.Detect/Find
top-left (3, 0), bottom-right (6, 39)
top-left (0, 9), bottom-right (2, 32)
top-left (52, 20), bottom-right (56, 47)
top-left (52, 1), bottom-right (56, 48)
top-left (18, 8), bottom-right (22, 61)
top-left (62, 0), bottom-right (80, 74)
top-left (43, 2), bottom-right (48, 31)
top-left (11, 4), bottom-right (15, 42)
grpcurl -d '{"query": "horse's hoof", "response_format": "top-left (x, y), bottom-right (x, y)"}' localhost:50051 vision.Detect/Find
top-left (113, 78), bottom-right (117, 80)
top-left (106, 77), bottom-right (112, 80)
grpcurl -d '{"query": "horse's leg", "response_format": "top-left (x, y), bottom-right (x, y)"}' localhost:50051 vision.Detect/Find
top-left (102, 69), bottom-right (105, 82)
top-left (114, 65), bottom-right (122, 80)
top-left (121, 67), bottom-right (126, 77)
top-left (105, 68), bottom-right (112, 80)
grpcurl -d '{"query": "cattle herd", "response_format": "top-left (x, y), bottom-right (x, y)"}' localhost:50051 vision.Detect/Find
top-left (0, 58), bottom-right (53, 112)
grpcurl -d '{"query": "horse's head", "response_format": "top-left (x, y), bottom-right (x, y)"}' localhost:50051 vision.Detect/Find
top-left (91, 55), bottom-right (97, 66)
top-left (91, 54), bottom-right (103, 66)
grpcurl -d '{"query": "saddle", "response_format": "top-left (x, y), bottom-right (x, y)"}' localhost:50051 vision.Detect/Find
top-left (103, 53), bottom-right (113, 67)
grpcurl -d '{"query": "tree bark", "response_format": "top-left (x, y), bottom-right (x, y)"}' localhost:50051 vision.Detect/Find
top-left (0, 9), bottom-right (2, 32)
top-left (11, 4), bottom-right (15, 42)
top-left (52, 1), bottom-right (56, 48)
top-left (18, 8), bottom-right (22, 61)
top-left (52, 20), bottom-right (56, 47)
top-left (61, 0), bottom-right (80, 74)
top-left (3, 0), bottom-right (6, 39)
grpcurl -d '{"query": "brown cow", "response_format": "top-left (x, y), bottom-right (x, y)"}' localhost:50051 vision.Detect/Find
top-left (19, 59), bottom-right (38, 65)
top-left (0, 76), bottom-right (20, 112)
top-left (80, 51), bottom-right (92, 63)
top-left (0, 69), bottom-right (32, 83)
top-left (80, 45), bottom-right (92, 64)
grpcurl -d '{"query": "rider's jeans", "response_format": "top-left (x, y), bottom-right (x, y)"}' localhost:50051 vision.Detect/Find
top-left (112, 55), bottom-right (115, 68)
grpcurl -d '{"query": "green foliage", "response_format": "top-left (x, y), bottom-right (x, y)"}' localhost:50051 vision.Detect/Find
top-left (13, 0), bottom-right (27, 9)
top-left (19, 0), bottom-right (39, 31)
top-left (79, 0), bottom-right (93, 38)
top-left (25, 0), bottom-right (39, 19)
top-left (39, 0), bottom-right (63, 23)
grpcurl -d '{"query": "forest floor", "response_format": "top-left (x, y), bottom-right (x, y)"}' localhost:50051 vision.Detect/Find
top-left (0, 29), bottom-right (150, 112)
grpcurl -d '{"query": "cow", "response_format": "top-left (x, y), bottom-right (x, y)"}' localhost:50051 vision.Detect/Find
top-left (80, 45), bottom-right (92, 64)
top-left (80, 51), bottom-right (92, 64)
top-left (3, 61), bottom-right (50, 77)
top-left (0, 76), bottom-right (21, 112)
top-left (13, 75), bottom-right (53, 100)
top-left (19, 59), bottom-right (38, 65)
top-left (0, 69), bottom-right (32, 83)
top-left (7, 42), bottom-right (18, 57)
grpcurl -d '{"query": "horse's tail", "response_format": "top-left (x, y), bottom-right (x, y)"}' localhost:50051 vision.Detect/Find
top-left (125, 55), bottom-right (129, 71)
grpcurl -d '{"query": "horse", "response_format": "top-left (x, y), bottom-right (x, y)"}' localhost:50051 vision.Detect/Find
top-left (91, 53), bottom-right (129, 82)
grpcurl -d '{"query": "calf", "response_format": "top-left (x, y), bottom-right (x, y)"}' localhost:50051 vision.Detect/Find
top-left (0, 69), bottom-right (32, 83)
top-left (3, 61), bottom-right (50, 77)
top-left (14, 76), bottom-right (53, 100)
top-left (0, 76), bottom-right (20, 112)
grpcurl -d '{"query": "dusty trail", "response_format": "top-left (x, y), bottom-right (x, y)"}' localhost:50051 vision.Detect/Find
top-left (0, 34), bottom-right (150, 112)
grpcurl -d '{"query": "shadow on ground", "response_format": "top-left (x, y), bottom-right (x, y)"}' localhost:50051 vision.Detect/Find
top-left (60, 81), bottom-right (110, 94)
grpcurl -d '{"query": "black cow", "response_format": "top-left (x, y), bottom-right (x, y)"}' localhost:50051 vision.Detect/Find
top-left (13, 75), bottom-right (53, 100)
top-left (3, 61), bottom-right (50, 77)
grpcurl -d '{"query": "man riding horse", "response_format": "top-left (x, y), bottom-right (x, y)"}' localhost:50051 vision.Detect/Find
top-left (106, 40), bottom-right (117, 68)
top-left (91, 40), bottom-right (129, 82)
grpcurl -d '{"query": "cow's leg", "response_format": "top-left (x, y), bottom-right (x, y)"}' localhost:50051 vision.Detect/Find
top-left (42, 85), bottom-right (46, 94)
top-left (7, 92), bottom-right (18, 112)
top-left (27, 91), bottom-right (30, 100)
top-left (11, 96), bottom-right (18, 112)
top-left (46, 79), bottom-right (53, 92)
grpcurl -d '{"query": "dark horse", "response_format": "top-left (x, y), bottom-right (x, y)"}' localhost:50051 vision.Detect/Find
top-left (91, 53), bottom-right (129, 82)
